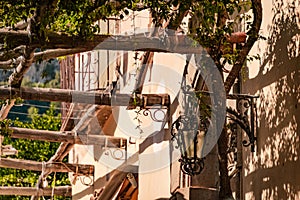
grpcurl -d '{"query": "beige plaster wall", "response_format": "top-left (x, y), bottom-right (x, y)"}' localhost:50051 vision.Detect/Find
top-left (242, 0), bottom-right (300, 199)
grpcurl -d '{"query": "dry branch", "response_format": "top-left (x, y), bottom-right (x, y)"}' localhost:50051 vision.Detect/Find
top-left (14, 19), bottom-right (29, 30)
top-left (0, 99), bottom-right (15, 121)
top-left (0, 46), bottom-right (35, 119)
top-left (33, 48), bottom-right (85, 61)
top-left (8, 47), bottom-right (35, 87)
top-left (0, 57), bottom-right (24, 69)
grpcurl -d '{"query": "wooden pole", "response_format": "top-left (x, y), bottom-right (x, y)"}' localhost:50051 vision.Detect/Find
top-left (0, 87), bottom-right (170, 107)
top-left (0, 158), bottom-right (94, 175)
top-left (0, 186), bottom-right (71, 196)
top-left (9, 127), bottom-right (127, 148)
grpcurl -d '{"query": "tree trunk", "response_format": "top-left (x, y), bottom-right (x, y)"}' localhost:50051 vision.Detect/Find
top-left (218, 128), bottom-right (233, 199)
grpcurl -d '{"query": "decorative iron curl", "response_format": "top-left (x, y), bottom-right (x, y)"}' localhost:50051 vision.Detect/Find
top-left (227, 121), bottom-right (238, 154)
top-left (171, 116), bottom-right (182, 150)
top-left (142, 108), bottom-right (167, 122)
top-left (226, 108), bottom-right (254, 150)
top-left (179, 157), bottom-right (205, 176)
top-left (104, 148), bottom-right (125, 160)
top-left (237, 98), bottom-right (252, 117)
top-left (170, 116), bottom-right (181, 150)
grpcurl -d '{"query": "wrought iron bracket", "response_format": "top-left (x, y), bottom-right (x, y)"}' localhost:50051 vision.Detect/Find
top-left (226, 94), bottom-right (258, 152)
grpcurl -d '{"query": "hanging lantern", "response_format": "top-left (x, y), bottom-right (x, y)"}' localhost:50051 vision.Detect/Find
top-left (171, 115), bottom-right (205, 176)
top-left (171, 85), bottom-right (206, 176)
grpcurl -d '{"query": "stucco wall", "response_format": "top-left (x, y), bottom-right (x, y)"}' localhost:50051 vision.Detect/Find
top-left (242, 0), bottom-right (300, 199)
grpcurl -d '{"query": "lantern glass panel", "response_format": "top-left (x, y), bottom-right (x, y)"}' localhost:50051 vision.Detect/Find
top-left (182, 130), bottom-right (205, 159)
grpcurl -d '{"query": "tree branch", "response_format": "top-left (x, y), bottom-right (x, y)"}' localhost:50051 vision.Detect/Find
top-left (0, 99), bottom-right (15, 120)
top-left (0, 46), bottom-right (34, 119)
top-left (13, 19), bottom-right (29, 30)
top-left (224, 0), bottom-right (262, 93)
top-left (0, 45), bottom-right (26, 61)
top-left (8, 47), bottom-right (35, 87)
top-left (0, 57), bottom-right (23, 69)
top-left (0, 28), bottom-right (109, 49)
top-left (168, 1), bottom-right (191, 30)
top-left (9, 127), bottom-right (127, 147)
top-left (34, 48), bottom-right (85, 61)
top-left (0, 48), bottom-right (87, 69)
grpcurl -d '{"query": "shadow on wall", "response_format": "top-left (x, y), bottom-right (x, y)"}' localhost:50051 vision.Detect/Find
top-left (243, 0), bottom-right (300, 199)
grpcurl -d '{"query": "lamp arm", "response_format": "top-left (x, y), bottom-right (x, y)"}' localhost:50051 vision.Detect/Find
top-left (226, 107), bottom-right (256, 151)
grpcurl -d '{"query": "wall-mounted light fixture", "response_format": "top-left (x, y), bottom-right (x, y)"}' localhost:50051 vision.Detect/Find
top-left (171, 83), bottom-right (206, 176)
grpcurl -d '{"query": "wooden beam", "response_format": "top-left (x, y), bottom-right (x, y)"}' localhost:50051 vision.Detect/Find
top-left (0, 87), bottom-right (170, 107)
top-left (10, 127), bottom-right (74, 143)
top-left (0, 29), bottom-right (204, 54)
top-left (0, 186), bottom-right (71, 196)
top-left (0, 158), bottom-right (94, 175)
top-left (94, 34), bottom-right (205, 54)
top-left (9, 127), bottom-right (126, 148)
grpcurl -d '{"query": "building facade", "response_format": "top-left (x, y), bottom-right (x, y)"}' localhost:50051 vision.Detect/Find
top-left (59, 1), bottom-right (300, 199)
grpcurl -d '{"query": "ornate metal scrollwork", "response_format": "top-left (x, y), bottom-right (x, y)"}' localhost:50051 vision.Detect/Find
top-left (225, 94), bottom-right (258, 179)
top-left (226, 94), bottom-right (258, 152)
top-left (142, 108), bottom-right (167, 122)
top-left (179, 157), bottom-right (205, 176)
